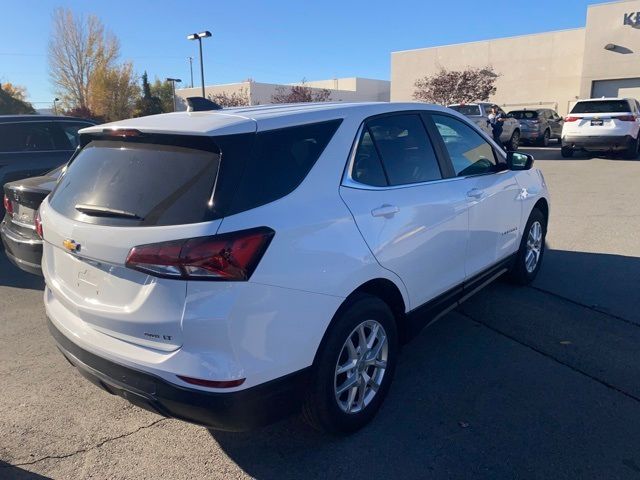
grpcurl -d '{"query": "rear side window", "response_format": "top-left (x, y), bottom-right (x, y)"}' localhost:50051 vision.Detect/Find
top-left (227, 120), bottom-right (341, 215)
top-left (58, 122), bottom-right (93, 149)
top-left (49, 140), bottom-right (220, 226)
top-left (364, 114), bottom-right (442, 186)
top-left (571, 100), bottom-right (630, 114)
top-left (0, 122), bottom-right (58, 152)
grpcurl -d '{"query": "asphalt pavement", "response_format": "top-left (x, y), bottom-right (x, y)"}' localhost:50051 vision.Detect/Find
top-left (1, 146), bottom-right (639, 479)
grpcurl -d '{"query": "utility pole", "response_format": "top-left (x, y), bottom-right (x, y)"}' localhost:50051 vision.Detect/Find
top-left (187, 31), bottom-right (212, 98)
top-left (187, 57), bottom-right (194, 88)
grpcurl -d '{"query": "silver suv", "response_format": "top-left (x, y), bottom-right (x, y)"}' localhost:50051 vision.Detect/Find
top-left (448, 102), bottom-right (521, 150)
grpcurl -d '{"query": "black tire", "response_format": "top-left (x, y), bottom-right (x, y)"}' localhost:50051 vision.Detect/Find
top-left (302, 294), bottom-right (398, 434)
top-left (561, 146), bottom-right (574, 158)
top-left (507, 130), bottom-right (520, 151)
top-left (537, 129), bottom-right (550, 147)
top-left (622, 136), bottom-right (639, 160)
top-left (507, 208), bottom-right (547, 285)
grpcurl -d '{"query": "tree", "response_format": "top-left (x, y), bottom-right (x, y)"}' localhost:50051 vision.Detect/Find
top-left (64, 105), bottom-right (103, 123)
top-left (208, 88), bottom-right (250, 107)
top-left (133, 72), bottom-right (163, 117)
top-left (1, 83), bottom-right (28, 102)
top-left (150, 78), bottom-right (175, 112)
top-left (90, 62), bottom-right (139, 121)
top-left (0, 83), bottom-right (35, 114)
top-left (270, 79), bottom-right (331, 104)
top-left (48, 7), bottom-right (119, 110)
top-left (413, 66), bottom-right (500, 105)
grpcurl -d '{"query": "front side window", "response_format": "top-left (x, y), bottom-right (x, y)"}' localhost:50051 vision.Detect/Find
top-left (432, 114), bottom-right (498, 177)
top-left (0, 122), bottom-right (58, 152)
top-left (357, 114), bottom-right (441, 186)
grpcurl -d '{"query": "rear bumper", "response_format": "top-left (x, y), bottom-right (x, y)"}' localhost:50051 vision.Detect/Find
top-left (1, 218), bottom-right (42, 276)
top-left (562, 135), bottom-right (634, 151)
top-left (48, 316), bottom-right (311, 431)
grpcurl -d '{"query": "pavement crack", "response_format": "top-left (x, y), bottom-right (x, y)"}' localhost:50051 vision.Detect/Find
top-left (2, 418), bottom-right (168, 468)
top-left (528, 284), bottom-right (640, 328)
top-left (458, 310), bottom-right (640, 406)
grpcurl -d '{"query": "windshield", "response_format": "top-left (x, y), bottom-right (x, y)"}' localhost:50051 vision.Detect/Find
top-left (571, 100), bottom-right (630, 114)
top-left (509, 111), bottom-right (538, 120)
top-left (449, 105), bottom-right (481, 116)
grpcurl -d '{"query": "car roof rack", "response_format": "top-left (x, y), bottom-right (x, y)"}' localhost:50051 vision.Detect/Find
top-left (186, 97), bottom-right (223, 112)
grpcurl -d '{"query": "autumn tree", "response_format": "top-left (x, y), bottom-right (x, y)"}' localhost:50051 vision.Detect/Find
top-left (90, 62), bottom-right (139, 121)
top-left (208, 88), bottom-right (250, 107)
top-left (0, 83), bottom-right (35, 114)
top-left (270, 79), bottom-right (331, 104)
top-left (48, 8), bottom-right (119, 110)
top-left (150, 78), bottom-right (175, 112)
top-left (413, 66), bottom-right (500, 105)
top-left (1, 83), bottom-right (28, 102)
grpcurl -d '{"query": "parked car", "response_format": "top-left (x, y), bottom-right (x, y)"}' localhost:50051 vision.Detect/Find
top-left (42, 103), bottom-right (549, 434)
top-left (561, 97), bottom-right (640, 158)
top-left (0, 115), bottom-right (95, 215)
top-left (508, 109), bottom-right (563, 146)
top-left (448, 102), bottom-right (521, 150)
top-left (1, 165), bottom-right (62, 275)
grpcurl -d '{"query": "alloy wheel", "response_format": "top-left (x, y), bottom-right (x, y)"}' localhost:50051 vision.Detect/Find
top-left (334, 320), bottom-right (388, 414)
top-left (525, 220), bottom-right (543, 273)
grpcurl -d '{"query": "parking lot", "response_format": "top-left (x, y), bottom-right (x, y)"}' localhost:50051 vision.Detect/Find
top-left (1, 145), bottom-right (639, 479)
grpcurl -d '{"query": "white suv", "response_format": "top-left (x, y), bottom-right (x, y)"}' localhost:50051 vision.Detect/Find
top-left (561, 97), bottom-right (640, 159)
top-left (41, 103), bottom-right (549, 434)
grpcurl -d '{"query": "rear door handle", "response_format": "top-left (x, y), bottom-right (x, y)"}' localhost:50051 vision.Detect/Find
top-left (371, 204), bottom-right (399, 218)
top-left (467, 188), bottom-right (484, 199)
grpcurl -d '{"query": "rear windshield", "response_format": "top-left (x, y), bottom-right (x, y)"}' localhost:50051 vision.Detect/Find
top-left (49, 140), bottom-right (221, 226)
top-left (509, 111), bottom-right (538, 119)
top-left (448, 105), bottom-right (481, 116)
top-left (571, 100), bottom-right (630, 114)
top-left (48, 120), bottom-right (342, 226)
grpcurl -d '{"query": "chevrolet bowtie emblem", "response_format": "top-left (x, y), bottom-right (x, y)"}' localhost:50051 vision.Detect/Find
top-left (62, 239), bottom-right (80, 252)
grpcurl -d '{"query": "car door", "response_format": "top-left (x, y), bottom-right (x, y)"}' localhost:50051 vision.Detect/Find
top-left (430, 113), bottom-right (523, 278)
top-left (339, 112), bottom-right (469, 309)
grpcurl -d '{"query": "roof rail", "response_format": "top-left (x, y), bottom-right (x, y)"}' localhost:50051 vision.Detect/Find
top-left (186, 97), bottom-right (223, 112)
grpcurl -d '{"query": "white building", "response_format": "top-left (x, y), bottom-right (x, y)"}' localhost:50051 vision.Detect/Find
top-left (175, 77), bottom-right (390, 108)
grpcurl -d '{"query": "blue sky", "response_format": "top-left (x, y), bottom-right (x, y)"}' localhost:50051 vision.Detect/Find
top-left (1, 0), bottom-right (611, 106)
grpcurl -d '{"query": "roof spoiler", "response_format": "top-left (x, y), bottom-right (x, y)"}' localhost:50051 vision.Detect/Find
top-left (186, 97), bottom-right (223, 112)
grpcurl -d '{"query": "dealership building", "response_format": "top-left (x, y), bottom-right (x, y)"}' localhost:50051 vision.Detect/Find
top-left (391, 0), bottom-right (640, 114)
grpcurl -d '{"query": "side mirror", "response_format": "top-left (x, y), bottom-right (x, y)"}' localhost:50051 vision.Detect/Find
top-left (506, 151), bottom-right (534, 170)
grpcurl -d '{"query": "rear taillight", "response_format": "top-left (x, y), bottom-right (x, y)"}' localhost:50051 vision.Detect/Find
top-left (615, 115), bottom-right (636, 122)
top-left (3, 194), bottom-right (13, 216)
top-left (125, 227), bottom-right (275, 281)
top-left (565, 116), bottom-right (580, 122)
top-left (34, 210), bottom-right (43, 238)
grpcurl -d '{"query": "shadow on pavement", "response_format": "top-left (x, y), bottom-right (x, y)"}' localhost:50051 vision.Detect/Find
top-left (0, 462), bottom-right (52, 480)
top-left (522, 146), bottom-right (639, 162)
top-left (210, 247), bottom-right (640, 479)
top-left (0, 250), bottom-right (44, 290)
top-left (535, 248), bottom-right (640, 325)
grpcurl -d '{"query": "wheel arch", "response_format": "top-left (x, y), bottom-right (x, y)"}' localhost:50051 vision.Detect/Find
top-left (533, 197), bottom-right (549, 224)
top-left (311, 278), bottom-right (408, 366)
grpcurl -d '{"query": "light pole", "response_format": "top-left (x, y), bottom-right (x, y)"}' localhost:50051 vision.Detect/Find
top-left (166, 78), bottom-right (182, 112)
top-left (53, 98), bottom-right (59, 115)
top-left (187, 31), bottom-right (212, 97)
top-left (187, 56), bottom-right (194, 88)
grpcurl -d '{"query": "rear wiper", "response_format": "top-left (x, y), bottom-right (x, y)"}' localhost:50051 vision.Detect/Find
top-left (75, 204), bottom-right (142, 220)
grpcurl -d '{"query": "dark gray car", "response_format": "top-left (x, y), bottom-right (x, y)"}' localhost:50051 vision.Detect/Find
top-left (508, 109), bottom-right (563, 146)
top-left (0, 115), bottom-right (95, 190)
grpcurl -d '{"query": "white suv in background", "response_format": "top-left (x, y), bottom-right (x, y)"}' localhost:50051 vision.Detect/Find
top-left (41, 102), bottom-right (549, 434)
top-left (561, 97), bottom-right (640, 159)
